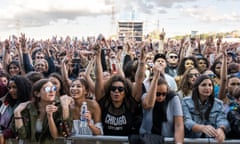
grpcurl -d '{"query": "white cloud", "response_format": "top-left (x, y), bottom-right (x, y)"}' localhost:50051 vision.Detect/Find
top-left (0, 0), bottom-right (113, 29)
top-left (181, 6), bottom-right (240, 22)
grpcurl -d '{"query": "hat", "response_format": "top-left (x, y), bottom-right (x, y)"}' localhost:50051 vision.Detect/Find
top-left (153, 53), bottom-right (166, 63)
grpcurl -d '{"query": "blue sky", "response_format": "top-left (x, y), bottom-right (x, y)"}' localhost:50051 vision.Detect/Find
top-left (0, 0), bottom-right (239, 40)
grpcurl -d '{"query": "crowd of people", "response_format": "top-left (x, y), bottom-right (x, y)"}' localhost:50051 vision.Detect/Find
top-left (0, 32), bottom-right (240, 144)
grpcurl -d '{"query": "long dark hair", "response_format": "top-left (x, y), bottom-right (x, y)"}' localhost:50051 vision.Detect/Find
top-left (49, 72), bottom-right (67, 95)
top-left (71, 78), bottom-right (90, 98)
top-left (6, 75), bottom-right (32, 106)
top-left (103, 74), bottom-right (136, 113)
top-left (177, 56), bottom-right (198, 75)
top-left (210, 60), bottom-right (221, 78)
top-left (7, 60), bottom-right (21, 76)
top-left (152, 77), bottom-right (176, 134)
top-left (178, 67), bottom-right (199, 96)
top-left (192, 75), bottom-right (214, 120)
top-left (32, 79), bottom-right (51, 107)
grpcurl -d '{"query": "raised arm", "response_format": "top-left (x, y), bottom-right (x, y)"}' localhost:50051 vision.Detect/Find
top-left (84, 56), bottom-right (96, 94)
top-left (17, 33), bottom-right (28, 74)
top-left (2, 40), bottom-right (10, 71)
top-left (142, 63), bottom-right (161, 109)
top-left (94, 43), bottom-right (105, 101)
top-left (218, 43), bottom-right (228, 100)
top-left (61, 56), bottom-right (71, 95)
top-left (132, 43), bottom-right (146, 102)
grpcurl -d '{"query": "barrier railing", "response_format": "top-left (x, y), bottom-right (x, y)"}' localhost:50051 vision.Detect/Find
top-left (6, 136), bottom-right (240, 144)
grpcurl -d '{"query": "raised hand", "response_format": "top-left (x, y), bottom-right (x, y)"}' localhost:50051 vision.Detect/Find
top-left (152, 63), bottom-right (162, 77)
top-left (46, 102), bottom-right (58, 117)
top-left (19, 33), bottom-right (26, 48)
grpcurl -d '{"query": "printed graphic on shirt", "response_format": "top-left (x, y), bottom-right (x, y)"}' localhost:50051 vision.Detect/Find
top-left (104, 113), bottom-right (127, 131)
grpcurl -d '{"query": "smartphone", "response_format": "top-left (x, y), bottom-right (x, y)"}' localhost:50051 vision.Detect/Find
top-left (117, 46), bottom-right (123, 50)
top-left (72, 58), bottom-right (81, 64)
top-left (97, 34), bottom-right (104, 41)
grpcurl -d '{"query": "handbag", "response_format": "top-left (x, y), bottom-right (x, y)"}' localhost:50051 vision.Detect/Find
top-left (128, 134), bottom-right (164, 144)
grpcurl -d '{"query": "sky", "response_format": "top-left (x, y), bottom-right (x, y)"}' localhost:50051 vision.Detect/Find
top-left (0, 0), bottom-right (239, 40)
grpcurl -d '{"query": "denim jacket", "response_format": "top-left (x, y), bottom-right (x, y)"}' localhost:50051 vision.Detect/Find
top-left (182, 96), bottom-right (230, 138)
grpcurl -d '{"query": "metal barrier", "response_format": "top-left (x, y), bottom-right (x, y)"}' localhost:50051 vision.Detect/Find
top-left (6, 136), bottom-right (240, 144)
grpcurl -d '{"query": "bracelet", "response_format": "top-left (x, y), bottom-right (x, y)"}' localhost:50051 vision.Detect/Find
top-left (14, 117), bottom-right (23, 119)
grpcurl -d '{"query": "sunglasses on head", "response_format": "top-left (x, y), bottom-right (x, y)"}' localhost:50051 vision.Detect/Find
top-left (110, 86), bottom-right (124, 92)
top-left (44, 85), bottom-right (57, 93)
top-left (156, 92), bottom-right (167, 97)
top-left (188, 73), bottom-right (200, 78)
top-left (208, 74), bottom-right (216, 79)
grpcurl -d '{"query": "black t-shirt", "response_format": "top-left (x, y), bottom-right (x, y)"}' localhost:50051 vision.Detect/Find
top-left (99, 97), bottom-right (141, 136)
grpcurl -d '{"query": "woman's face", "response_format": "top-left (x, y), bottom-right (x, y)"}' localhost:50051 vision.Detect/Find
top-left (187, 69), bottom-right (200, 85)
top-left (39, 82), bottom-right (56, 102)
top-left (49, 77), bottom-right (61, 94)
top-left (184, 59), bottom-right (194, 70)
top-left (156, 84), bottom-right (168, 102)
top-left (110, 81), bottom-right (125, 103)
top-left (198, 59), bottom-right (207, 72)
top-left (214, 63), bottom-right (221, 76)
top-left (8, 64), bottom-right (20, 77)
top-left (8, 80), bottom-right (18, 99)
top-left (198, 79), bottom-right (213, 101)
top-left (103, 71), bottom-right (111, 81)
top-left (70, 80), bottom-right (88, 99)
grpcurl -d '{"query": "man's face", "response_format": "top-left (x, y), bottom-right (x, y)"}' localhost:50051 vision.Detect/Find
top-left (166, 53), bottom-right (178, 67)
top-left (154, 58), bottom-right (167, 70)
top-left (228, 77), bottom-right (240, 95)
top-left (35, 52), bottom-right (45, 61)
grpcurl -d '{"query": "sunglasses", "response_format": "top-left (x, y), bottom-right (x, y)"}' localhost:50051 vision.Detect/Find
top-left (36, 56), bottom-right (44, 59)
top-left (208, 74), bottom-right (216, 79)
top-left (230, 83), bottom-right (240, 86)
top-left (188, 73), bottom-right (200, 78)
top-left (169, 55), bottom-right (178, 59)
top-left (44, 86), bottom-right (57, 93)
top-left (156, 92), bottom-right (167, 97)
top-left (110, 86), bottom-right (124, 92)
